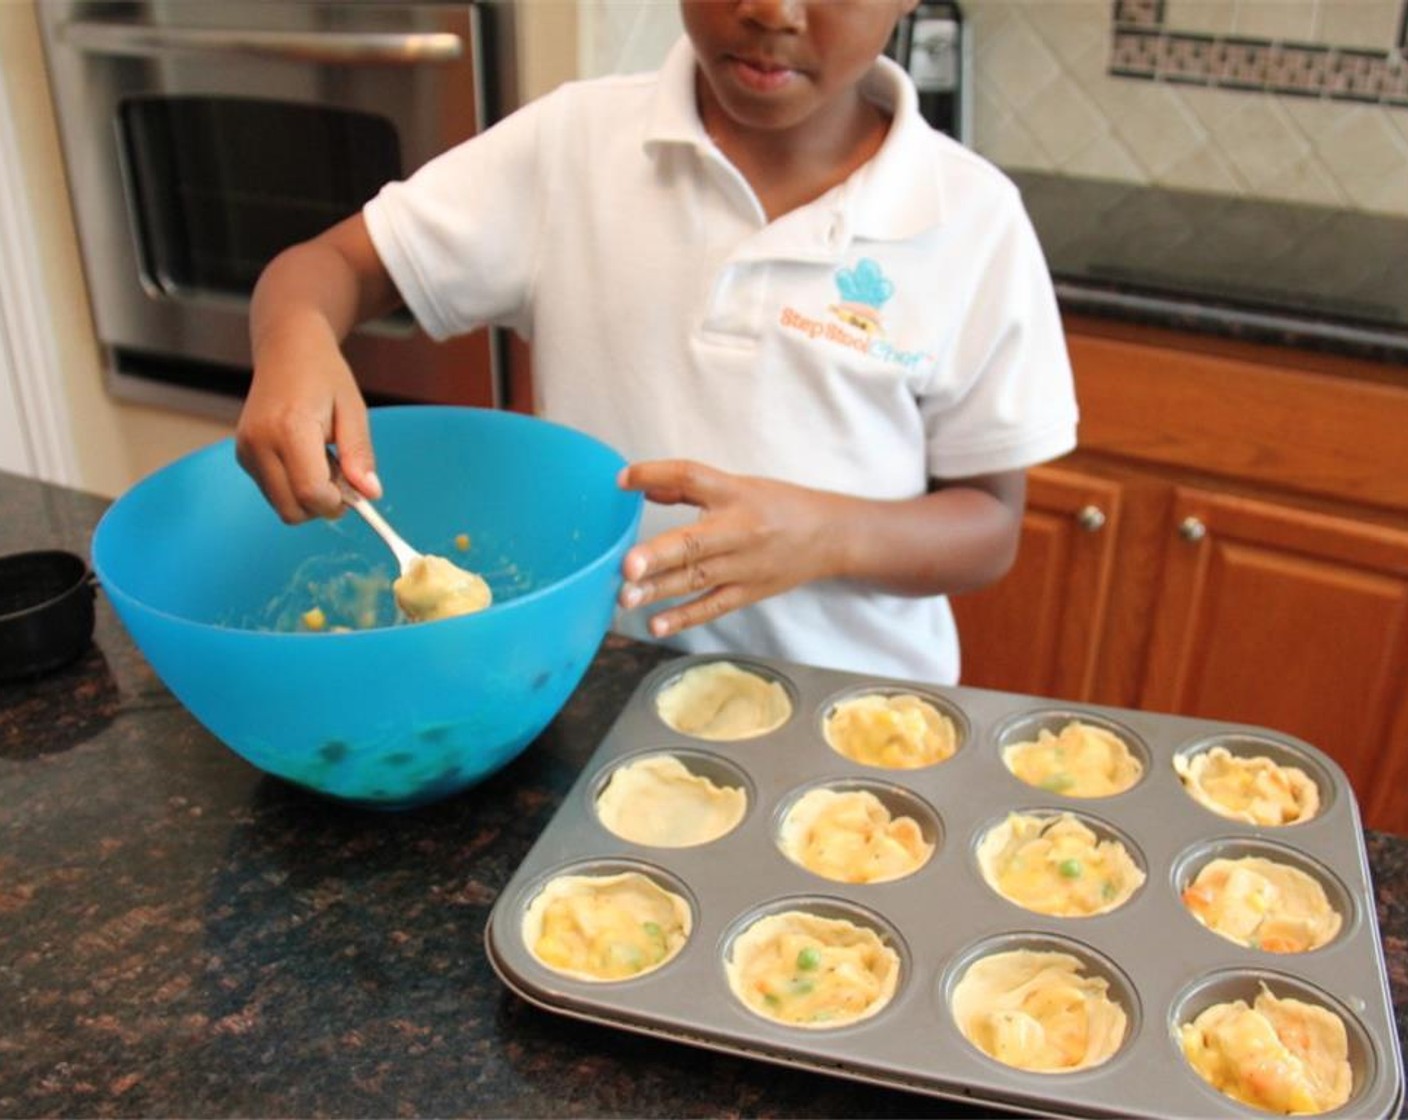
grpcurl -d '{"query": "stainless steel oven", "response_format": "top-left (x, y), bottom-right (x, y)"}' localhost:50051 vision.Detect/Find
top-left (38, 1), bottom-right (516, 420)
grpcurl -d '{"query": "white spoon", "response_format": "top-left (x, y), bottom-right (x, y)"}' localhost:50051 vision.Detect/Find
top-left (328, 453), bottom-right (421, 576)
top-left (326, 452), bottom-right (492, 622)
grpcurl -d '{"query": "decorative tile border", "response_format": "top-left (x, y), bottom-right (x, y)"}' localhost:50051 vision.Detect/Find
top-left (1110, 0), bottom-right (1408, 107)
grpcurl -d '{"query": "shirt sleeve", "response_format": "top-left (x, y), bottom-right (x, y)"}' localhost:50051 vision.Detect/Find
top-left (362, 90), bottom-right (559, 341)
top-left (920, 194), bottom-right (1079, 480)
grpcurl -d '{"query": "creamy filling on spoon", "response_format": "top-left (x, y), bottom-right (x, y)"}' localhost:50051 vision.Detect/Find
top-left (392, 554), bottom-right (492, 622)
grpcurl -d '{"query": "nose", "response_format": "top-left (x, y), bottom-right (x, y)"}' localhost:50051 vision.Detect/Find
top-left (737, 0), bottom-right (806, 32)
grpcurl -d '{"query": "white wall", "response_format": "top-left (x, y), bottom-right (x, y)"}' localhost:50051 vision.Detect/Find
top-left (0, 3), bottom-right (255, 496)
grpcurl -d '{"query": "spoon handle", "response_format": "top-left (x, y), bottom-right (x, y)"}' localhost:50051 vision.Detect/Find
top-left (328, 455), bottom-right (421, 573)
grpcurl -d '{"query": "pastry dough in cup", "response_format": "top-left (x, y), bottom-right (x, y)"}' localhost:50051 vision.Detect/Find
top-left (655, 662), bottom-right (791, 741)
top-left (522, 871), bottom-right (691, 982)
top-left (950, 949), bottom-right (1127, 1073)
top-left (1182, 856), bottom-right (1341, 953)
top-left (596, 754), bottom-right (746, 848)
top-left (977, 812), bottom-right (1145, 917)
top-left (1175, 747), bottom-right (1319, 826)
top-left (823, 693), bottom-right (957, 769)
top-left (725, 910), bottom-right (900, 1029)
top-left (1179, 985), bottom-right (1352, 1115)
top-left (777, 787), bottom-right (933, 884)
top-left (1002, 721), bottom-right (1142, 798)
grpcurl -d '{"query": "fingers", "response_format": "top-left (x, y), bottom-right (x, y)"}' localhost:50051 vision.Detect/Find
top-left (636, 585), bottom-right (753, 640)
top-left (621, 518), bottom-right (756, 588)
top-left (618, 460), bottom-right (730, 506)
top-left (332, 398), bottom-right (381, 500)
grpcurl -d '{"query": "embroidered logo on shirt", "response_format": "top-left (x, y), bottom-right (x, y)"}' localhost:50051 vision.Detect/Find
top-left (779, 257), bottom-right (934, 372)
top-left (831, 258), bottom-right (893, 337)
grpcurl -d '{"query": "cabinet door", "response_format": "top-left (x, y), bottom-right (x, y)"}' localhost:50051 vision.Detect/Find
top-left (1140, 487), bottom-right (1408, 830)
top-left (951, 466), bottom-right (1123, 700)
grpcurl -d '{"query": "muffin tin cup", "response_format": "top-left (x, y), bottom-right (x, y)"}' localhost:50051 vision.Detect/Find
top-left (486, 654), bottom-right (1403, 1118)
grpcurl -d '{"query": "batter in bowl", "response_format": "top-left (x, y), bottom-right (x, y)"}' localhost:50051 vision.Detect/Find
top-left (392, 554), bottom-right (492, 622)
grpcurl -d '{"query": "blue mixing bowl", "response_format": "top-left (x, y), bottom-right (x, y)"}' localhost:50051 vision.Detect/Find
top-left (92, 406), bottom-right (642, 808)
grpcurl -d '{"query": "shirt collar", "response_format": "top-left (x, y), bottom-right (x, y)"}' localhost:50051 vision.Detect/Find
top-left (644, 36), bottom-right (948, 240)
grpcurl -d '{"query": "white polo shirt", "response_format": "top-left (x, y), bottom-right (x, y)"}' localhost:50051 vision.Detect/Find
top-left (364, 37), bottom-right (1078, 684)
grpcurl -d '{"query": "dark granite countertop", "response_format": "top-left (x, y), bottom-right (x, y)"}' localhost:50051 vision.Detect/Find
top-left (3, 466), bottom-right (1407, 1118)
top-left (1011, 171), bottom-right (1408, 368)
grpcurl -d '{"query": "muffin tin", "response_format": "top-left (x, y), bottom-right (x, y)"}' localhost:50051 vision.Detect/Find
top-left (485, 654), bottom-right (1403, 1118)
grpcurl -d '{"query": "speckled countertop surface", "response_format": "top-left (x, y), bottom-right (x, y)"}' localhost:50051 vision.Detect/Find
top-left (1012, 171), bottom-right (1408, 368)
top-left (3, 467), bottom-right (1407, 1119)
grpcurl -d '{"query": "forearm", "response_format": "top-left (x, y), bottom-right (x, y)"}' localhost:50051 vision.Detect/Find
top-left (249, 217), bottom-right (400, 363)
top-left (827, 477), bottom-right (1025, 598)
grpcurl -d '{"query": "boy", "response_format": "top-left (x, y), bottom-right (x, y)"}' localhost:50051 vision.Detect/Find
top-left (235, 0), bottom-right (1078, 684)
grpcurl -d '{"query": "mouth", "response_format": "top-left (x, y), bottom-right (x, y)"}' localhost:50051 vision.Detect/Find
top-left (724, 53), bottom-right (801, 93)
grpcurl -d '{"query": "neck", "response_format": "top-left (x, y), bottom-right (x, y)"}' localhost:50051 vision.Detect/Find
top-left (699, 85), bottom-right (890, 222)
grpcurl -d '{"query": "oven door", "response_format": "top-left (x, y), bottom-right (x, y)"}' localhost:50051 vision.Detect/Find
top-left (39, 1), bottom-right (506, 417)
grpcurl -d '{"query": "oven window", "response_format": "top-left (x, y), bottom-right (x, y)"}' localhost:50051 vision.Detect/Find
top-left (119, 96), bottom-right (400, 298)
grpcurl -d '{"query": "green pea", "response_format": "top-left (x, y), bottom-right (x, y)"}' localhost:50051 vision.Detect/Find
top-left (642, 921), bottom-right (663, 940)
top-left (1058, 858), bottom-right (1083, 878)
top-left (1042, 773), bottom-right (1074, 792)
top-left (796, 947), bottom-right (821, 971)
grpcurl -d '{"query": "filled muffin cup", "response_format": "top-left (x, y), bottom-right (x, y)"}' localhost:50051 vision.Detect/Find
top-left (1173, 733), bottom-right (1333, 827)
top-left (773, 779), bottom-right (941, 885)
top-left (943, 931), bottom-right (1139, 1075)
top-left (721, 897), bottom-right (907, 1031)
top-left (819, 686), bottom-right (968, 770)
top-left (973, 807), bottom-right (1147, 918)
top-left (519, 859), bottom-right (695, 983)
top-left (1171, 836), bottom-right (1354, 954)
top-left (995, 709), bottom-right (1149, 799)
top-left (1170, 969), bottom-right (1375, 1116)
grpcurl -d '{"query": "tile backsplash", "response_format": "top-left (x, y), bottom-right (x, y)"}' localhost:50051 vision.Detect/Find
top-left (970, 0), bottom-right (1408, 216)
top-left (577, 1), bottom-right (1408, 218)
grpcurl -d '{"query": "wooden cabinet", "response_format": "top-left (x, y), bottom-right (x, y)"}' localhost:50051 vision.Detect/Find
top-left (952, 317), bottom-right (1408, 833)
top-left (1140, 486), bottom-right (1408, 825)
top-left (951, 466), bottom-right (1125, 701)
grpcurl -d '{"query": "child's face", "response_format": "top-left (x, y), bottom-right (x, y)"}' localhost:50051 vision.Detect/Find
top-left (681, 0), bottom-right (918, 136)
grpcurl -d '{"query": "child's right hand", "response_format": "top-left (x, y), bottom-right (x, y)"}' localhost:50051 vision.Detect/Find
top-left (234, 328), bottom-right (380, 525)
top-left (235, 215), bottom-right (396, 525)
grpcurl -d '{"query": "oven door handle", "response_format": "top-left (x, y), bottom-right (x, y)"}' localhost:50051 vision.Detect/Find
top-left (58, 21), bottom-right (465, 65)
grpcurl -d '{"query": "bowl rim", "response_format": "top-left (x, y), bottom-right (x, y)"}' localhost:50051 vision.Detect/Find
top-left (90, 406), bottom-right (644, 637)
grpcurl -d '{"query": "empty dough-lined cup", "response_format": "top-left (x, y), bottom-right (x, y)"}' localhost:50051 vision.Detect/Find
top-left (654, 660), bottom-right (792, 741)
top-left (594, 751), bottom-right (748, 848)
top-left (723, 903), bottom-right (902, 1029)
top-left (521, 866), bottom-right (692, 983)
top-left (822, 689), bottom-right (962, 770)
top-left (975, 810), bottom-right (1145, 917)
top-left (776, 782), bottom-right (938, 885)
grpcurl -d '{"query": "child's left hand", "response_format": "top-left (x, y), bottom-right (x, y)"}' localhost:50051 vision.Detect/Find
top-left (616, 460), bottom-right (845, 638)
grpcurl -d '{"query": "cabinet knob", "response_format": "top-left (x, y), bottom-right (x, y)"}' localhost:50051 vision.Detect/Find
top-left (1178, 516), bottom-right (1207, 542)
top-left (1075, 505), bottom-right (1106, 533)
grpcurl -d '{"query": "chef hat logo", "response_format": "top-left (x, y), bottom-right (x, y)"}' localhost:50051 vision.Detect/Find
top-left (835, 258), bottom-right (894, 309)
